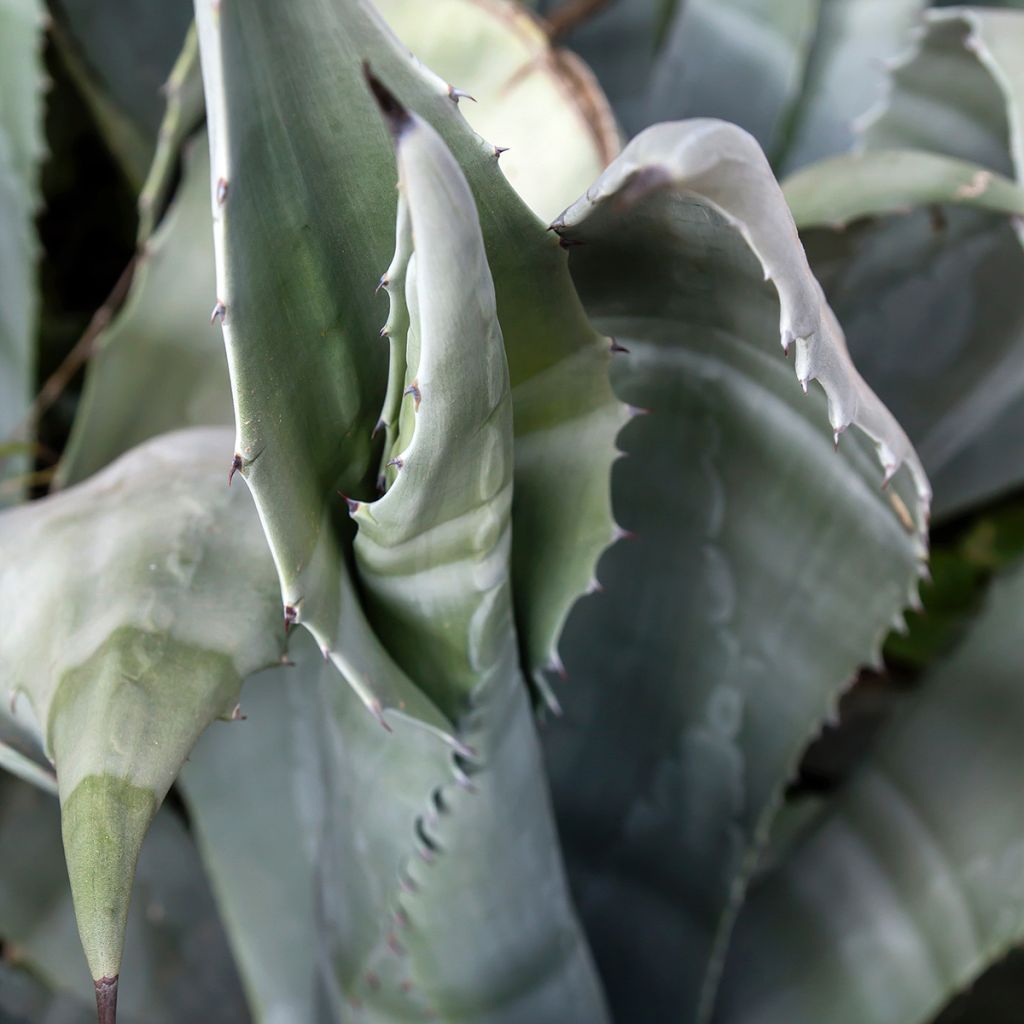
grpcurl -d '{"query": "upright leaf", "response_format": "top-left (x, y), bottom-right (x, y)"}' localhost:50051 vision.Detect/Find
top-left (333, 74), bottom-right (609, 1020)
top-left (715, 561), bottom-right (1024, 1024)
top-left (0, 428), bottom-right (285, 1016)
top-left (543, 119), bottom-right (929, 1023)
top-left (180, 638), bottom-right (324, 1024)
top-left (180, 89), bottom-right (612, 1012)
top-left (194, 0), bottom-right (623, 705)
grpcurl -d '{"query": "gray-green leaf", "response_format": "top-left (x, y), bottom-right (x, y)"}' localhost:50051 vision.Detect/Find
top-left (714, 560), bottom-right (1024, 1024)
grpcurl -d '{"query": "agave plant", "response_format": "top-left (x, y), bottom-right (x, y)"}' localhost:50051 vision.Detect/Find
top-left (3, 1), bottom-right (1024, 1023)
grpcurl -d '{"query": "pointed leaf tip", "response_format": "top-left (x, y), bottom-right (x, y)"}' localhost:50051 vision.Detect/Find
top-left (362, 63), bottom-right (411, 138)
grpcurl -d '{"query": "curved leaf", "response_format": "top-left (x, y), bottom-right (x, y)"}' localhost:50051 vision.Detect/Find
top-left (543, 119), bottom-right (928, 1022)
top-left (342, 79), bottom-right (608, 1020)
top-left (792, 7), bottom-right (1024, 518)
top-left (184, 76), bottom-right (609, 1024)
top-left (135, 24), bottom-right (206, 244)
top-left (195, 0), bottom-right (623, 703)
top-left (861, 9), bottom-right (1019, 179)
top-left (0, 427), bottom-right (285, 1004)
top-left (0, 773), bottom-right (249, 1023)
top-left (715, 561), bottom-right (1024, 1024)
top-left (351, 80), bottom-right (516, 716)
top-left (784, 148), bottom-right (1024, 228)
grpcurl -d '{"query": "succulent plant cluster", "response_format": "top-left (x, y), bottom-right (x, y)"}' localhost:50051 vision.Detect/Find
top-left (3, 1), bottom-right (1024, 1023)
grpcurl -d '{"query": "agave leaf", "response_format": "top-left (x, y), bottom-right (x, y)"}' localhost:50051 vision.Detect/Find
top-left (861, 9), bottom-right (1020, 178)
top-left (194, 0), bottom-right (622, 702)
top-left (0, 0), bottom-right (45, 503)
top-left (0, 773), bottom-right (249, 1023)
top-left (340, 77), bottom-right (609, 1019)
top-left (714, 560), bottom-right (1024, 1024)
top-left (649, 0), bottom-right (819, 159)
top-left (47, 0), bottom-right (193, 187)
top-left (376, 0), bottom-right (618, 222)
top-left (792, 7), bottom-right (1024, 518)
top-left (650, 0), bottom-right (924, 173)
top-left (56, 137), bottom-right (227, 489)
top-left (543, 119), bottom-right (929, 1023)
top-left (773, 0), bottom-right (926, 174)
top-left (0, 427), bottom-right (286, 1008)
top-left (784, 148), bottom-right (1024, 227)
top-left (186, 630), bottom-right (612, 1022)
top-left (351, 78), bottom-right (517, 716)
top-left (183, 77), bottom-right (609, 1024)
top-left (179, 639), bottom-right (323, 1024)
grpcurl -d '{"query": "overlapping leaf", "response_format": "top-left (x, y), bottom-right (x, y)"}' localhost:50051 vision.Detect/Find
top-left (182, 92), bottom-right (609, 1023)
top-left (0, 773), bottom-right (248, 1023)
top-left (542, 119), bottom-right (929, 1023)
top-left (649, 0), bottom-right (818, 159)
top-left (194, 0), bottom-right (623, 710)
top-left (790, 7), bottom-right (1024, 517)
top-left (0, 428), bottom-right (285, 1009)
top-left (715, 561), bottom-right (1024, 1024)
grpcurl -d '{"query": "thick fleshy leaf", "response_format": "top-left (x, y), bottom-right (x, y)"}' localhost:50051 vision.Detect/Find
top-left (0, 428), bottom-right (285, 1000)
top-left (56, 136), bottom-right (228, 489)
top-left (376, 0), bottom-right (618, 222)
top-left (351, 82), bottom-right (516, 716)
top-left (784, 148), bottom-right (1024, 227)
top-left (179, 642), bottom-right (323, 1024)
top-left (715, 561), bottom-right (1024, 1024)
top-left (0, 0), bottom-right (45, 503)
top-left (316, 630), bottom-right (611, 1023)
top-left (0, 773), bottom-right (249, 1023)
top-left (195, 0), bottom-right (623, 703)
top-left (186, 626), bottom-right (611, 1022)
top-left (47, 0), bottom-right (193, 187)
top-left (793, 7), bottom-right (1024, 517)
top-left (774, 0), bottom-right (926, 174)
top-left (861, 9), bottom-right (1020, 179)
top-left (798, 205), bottom-right (1024, 521)
top-left (341, 80), bottom-right (609, 1019)
top-left (649, 0), bottom-right (819, 159)
top-left (543, 119), bottom-right (929, 1023)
